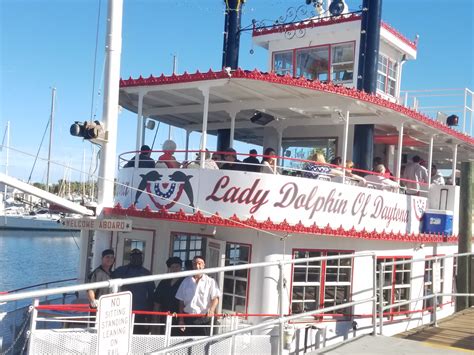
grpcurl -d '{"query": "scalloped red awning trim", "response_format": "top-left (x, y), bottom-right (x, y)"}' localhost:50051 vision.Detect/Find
top-left (250, 13), bottom-right (417, 50)
top-left (104, 205), bottom-right (457, 244)
top-left (120, 69), bottom-right (474, 147)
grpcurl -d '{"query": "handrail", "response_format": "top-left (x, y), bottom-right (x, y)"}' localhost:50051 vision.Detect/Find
top-left (4, 277), bottom-right (77, 294)
top-left (117, 148), bottom-right (430, 194)
top-left (0, 252), bottom-right (374, 303)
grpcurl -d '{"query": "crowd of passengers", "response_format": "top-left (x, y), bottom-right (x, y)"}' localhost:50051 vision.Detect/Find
top-left (124, 140), bottom-right (445, 193)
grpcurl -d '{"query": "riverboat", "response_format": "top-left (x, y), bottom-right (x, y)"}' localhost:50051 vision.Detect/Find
top-left (1, 0), bottom-right (473, 354)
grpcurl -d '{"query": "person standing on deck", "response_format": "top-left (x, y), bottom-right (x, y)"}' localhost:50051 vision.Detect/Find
top-left (403, 155), bottom-right (429, 194)
top-left (152, 257), bottom-right (184, 335)
top-left (87, 249), bottom-right (115, 309)
top-left (112, 248), bottom-right (155, 334)
top-left (175, 256), bottom-right (220, 336)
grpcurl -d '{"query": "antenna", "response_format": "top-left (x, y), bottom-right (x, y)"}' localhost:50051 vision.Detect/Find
top-left (172, 53), bottom-right (178, 75)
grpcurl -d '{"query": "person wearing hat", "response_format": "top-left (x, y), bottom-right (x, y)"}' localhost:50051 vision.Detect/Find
top-left (152, 256), bottom-right (184, 335)
top-left (157, 139), bottom-right (180, 168)
top-left (123, 144), bottom-right (155, 168)
top-left (112, 248), bottom-right (155, 334)
top-left (87, 249), bottom-right (115, 309)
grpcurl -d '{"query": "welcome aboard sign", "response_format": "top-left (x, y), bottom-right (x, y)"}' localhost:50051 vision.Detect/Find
top-left (115, 168), bottom-right (426, 235)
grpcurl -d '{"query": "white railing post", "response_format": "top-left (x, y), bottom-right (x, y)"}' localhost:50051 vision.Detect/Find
top-left (432, 293), bottom-right (438, 327)
top-left (372, 254), bottom-right (377, 336)
top-left (27, 299), bottom-right (40, 353)
top-left (164, 314), bottom-right (172, 347)
top-left (230, 316), bottom-right (237, 355)
top-left (210, 315), bottom-right (215, 336)
top-left (378, 263), bottom-right (384, 335)
top-left (278, 261), bottom-right (285, 355)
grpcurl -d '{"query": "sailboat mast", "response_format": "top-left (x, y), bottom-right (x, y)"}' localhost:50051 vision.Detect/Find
top-left (46, 87), bottom-right (56, 192)
top-left (3, 121), bottom-right (10, 197)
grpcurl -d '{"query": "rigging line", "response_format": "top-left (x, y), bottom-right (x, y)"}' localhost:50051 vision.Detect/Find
top-left (151, 121), bottom-right (161, 150)
top-left (89, 0), bottom-right (103, 120)
top-left (27, 119), bottom-right (50, 184)
top-left (6, 145), bottom-right (285, 239)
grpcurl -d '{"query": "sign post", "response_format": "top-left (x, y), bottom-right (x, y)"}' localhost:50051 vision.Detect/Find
top-left (97, 291), bottom-right (133, 355)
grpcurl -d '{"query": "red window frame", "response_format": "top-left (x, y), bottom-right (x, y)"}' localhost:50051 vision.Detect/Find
top-left (289, 248), bottom-right (355, 320)
top-left (271, 40), bottom-right (356, 83)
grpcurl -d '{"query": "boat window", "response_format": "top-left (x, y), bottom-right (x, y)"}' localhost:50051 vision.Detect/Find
top-left (223, 243), bottom-right (251, 313)
top-left (291, 250), bottom-right (352, 317)
top-left (423, 258), bottom-right (444, 309)
top-left (377, 54), bottom-right (398, 97)
top-left (376, 257), bottom-right (412, 319)
top-left (331, 43), bottom-right (354, 83)
top-left (122, 238), bottom-right (146, 265)
top-left (171, 234), bottom-right (206, 266)
top-left (296, 46), bottom-right (329, 81)
top-left (281, 138), bottom-right (337, 173)
top-left (273, 50), bottom-right (293, 76)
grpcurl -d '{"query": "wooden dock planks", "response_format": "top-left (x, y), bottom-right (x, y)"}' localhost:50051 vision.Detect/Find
top-left (396, 307), bottom-right (474, 351)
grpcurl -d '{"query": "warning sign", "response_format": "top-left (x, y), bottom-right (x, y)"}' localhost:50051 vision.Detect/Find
top-left (97, 291), bottom-right (133, 355)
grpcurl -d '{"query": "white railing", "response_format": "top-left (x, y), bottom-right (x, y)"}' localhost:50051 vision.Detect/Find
top-left (401, 87), bottom-right (473, 137)
top-left (378, 252), bottom-right (474, 336)
top-left (2, 251), bottom-right (472, 354)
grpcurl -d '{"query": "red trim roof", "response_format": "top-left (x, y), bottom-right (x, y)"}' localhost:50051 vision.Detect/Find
top-left (251, 13), bottom-right (417, 50)
top-left (104, 205), bottom-right (457, 244)
top-left (120, 69), bottom-right (474, 146)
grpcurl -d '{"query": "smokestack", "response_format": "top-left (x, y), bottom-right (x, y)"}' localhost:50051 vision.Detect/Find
top-left (353, 0), bottom-right (382, 172)
top-left (218, 0), bottom-right (244, 151)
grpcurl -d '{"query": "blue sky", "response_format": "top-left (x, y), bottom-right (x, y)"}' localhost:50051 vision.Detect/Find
top-left (1, 0), bottom-right (473, 183)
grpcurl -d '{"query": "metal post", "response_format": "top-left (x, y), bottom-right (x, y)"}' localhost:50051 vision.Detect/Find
top-left (463, 88), bottom-right (467, 134)
top-left (432, 293), bottom-right (438, 327)
top-left (230, 316), bottom-right (237, 355)
top-left (46, 87), bottom-right (56, 192)
top-left (378, 263), bottom-right (384, 335)
top-left (28, 299), bottom-right (40, 351)
top-left (135, 91), bottom-right (144, 168)
top-left (451, 144), bottom-right (458, 185)
top-left (185, 130), bottom-right (190, 161)
top-left (200, 86), bottom-right (210, 168)
top-left (427, 135), bottom-right (434, 188)
top-left (372, 255), bottom-right (377, 336)
top-left (210, 316), bottom-right (215, 336)
top-left (396, 123), bottom-right (404, 180)
top-left (164, 314), bottom-right (172, 347)
top-left (342, 111), bottom-right (350, 183)
top-left (229, 111), bottom-right (236, 148)
top-left (278, 261), bottom-right (285, 355)
top-left (96, 0), bottom-right (123, 211)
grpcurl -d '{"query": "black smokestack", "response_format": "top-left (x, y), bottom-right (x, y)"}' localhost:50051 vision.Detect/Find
top-left (353, 0), bottom-right (382, 172)
top-left (218, 0), bottom-right (244, 151)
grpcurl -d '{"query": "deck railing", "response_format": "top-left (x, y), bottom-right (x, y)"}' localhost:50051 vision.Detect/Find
top-left (118, 149), bottom-right (430, 195)
top-left (2, 251), bottom-right (472, 354)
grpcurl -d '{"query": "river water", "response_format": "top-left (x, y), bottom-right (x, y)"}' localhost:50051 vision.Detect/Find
top-left (0, 230), bottom-right (80, 293)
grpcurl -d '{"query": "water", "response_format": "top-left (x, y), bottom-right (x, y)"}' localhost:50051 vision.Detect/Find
top-left (0, 230), bottom-right (80, 293)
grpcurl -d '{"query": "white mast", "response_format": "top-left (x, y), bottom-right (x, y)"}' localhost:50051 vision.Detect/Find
top-left (2, 121), bottom-right (10, 198)
top-left (46, 87), bottom-right (56, 192)
top-left (89, 0), bottom-right (124, 270)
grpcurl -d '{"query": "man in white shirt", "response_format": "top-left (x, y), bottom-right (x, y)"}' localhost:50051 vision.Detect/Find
top-left (403, 155), bottom-right (429, 194)
top-left (175, 255), bottom-right (220, 336)
top-left (365, 165), bottom-right (399, 191)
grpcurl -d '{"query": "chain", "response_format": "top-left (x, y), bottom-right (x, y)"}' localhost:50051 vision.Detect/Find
top-left (0, 307), bottom-right (32, 355)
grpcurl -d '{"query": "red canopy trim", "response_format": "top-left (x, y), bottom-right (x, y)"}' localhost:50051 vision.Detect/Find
top-left (104, 204), bottom-right (457, 244)
top-left (120, 69), bottom-right (474, 146)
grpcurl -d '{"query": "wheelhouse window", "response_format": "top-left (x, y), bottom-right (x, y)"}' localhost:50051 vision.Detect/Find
top-left (281, 137), bottom-right (337, 173)
top-left (273, 50), bottom-right (293, 76)
top-left (291, 250), bottom-right (353, 317)
top-left (377, 54), bottom-right (398, 97)
top-left (424, 258), bottom-right (444, 309)
top-left (171, 234), bottom-right (206, 265)
top-left (272, 42), bottom-right (355, 84)
top-left (376, 257), bottom-right (411, 317)
top-left (331, 43), bottom-right (354, 83)
top-left (296, 46), bottom-right (329, 81)
top-left (222, 243), bottom-right (251, 313)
